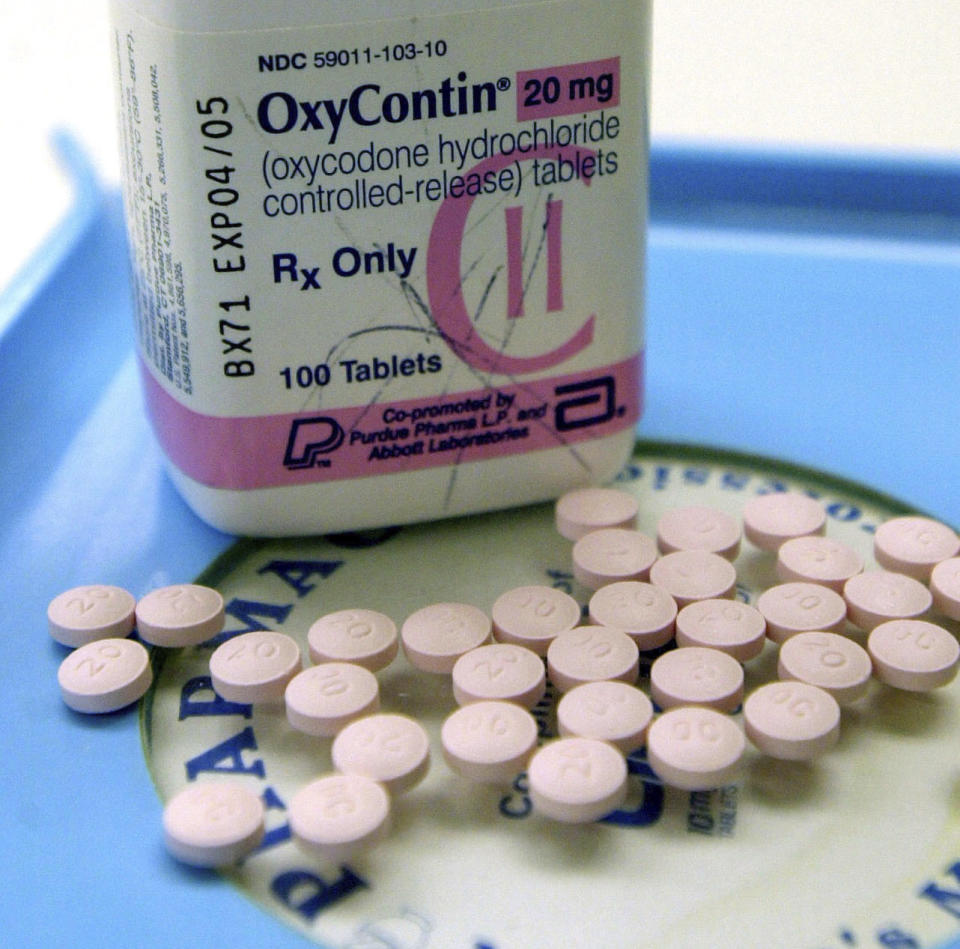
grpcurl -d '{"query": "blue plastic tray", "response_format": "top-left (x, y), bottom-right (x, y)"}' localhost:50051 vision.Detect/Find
top-left (1, 133), bottom-right (958, 948)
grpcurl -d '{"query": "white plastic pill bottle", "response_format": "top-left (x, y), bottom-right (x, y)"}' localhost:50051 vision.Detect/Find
top-left (110, 0), bottom-right (651, 536)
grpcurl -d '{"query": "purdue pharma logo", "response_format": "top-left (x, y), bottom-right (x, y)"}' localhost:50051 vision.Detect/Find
top-left (283, 416), bottom-right (345, 469)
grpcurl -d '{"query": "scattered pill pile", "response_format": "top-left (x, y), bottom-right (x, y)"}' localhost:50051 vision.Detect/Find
top-left (48, 491), bottom-right (960, 870)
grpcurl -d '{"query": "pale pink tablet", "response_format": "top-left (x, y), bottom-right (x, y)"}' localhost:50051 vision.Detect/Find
top-left (777, 631), bottom-right (872, 705)
top-left (451, 643), bottom-right (546, 708)
top-left (588, 581), bottom-right (677, 650)
top-left (527, 737), bottom-right (628, 823)
top-left (775, 535), bottom-right (864, 593)
top-left (571, 528), bottom-right (659, 590)
top-left (930, 558), bottom-right (960, 621)
top-left (289, 773), bottom-right (390, 861)
top-left (209, 630), bottom-right (302, 704)
top-left (284, 662), bottom-right (379, 737)
top-left (646, 706), bottom-right (745, 791)
top-left (556, 680), bottom-right (654, 754)
top-left (441, 700), bottom-right (539, 785)
top-left (873, 515), bottom-right (960, 582)
top-left (57, 637), bottom-right (153, 714)
top-left (546, 625), bottom-right (639, 693)
top-left (400, 602), bottom-right (492, 673)
top-left (332, 714), bottom-right (431, 795)
top-left (743, 681), bottom-right (840, 760)
top-left (47, 584), bottom-right (136, 648)
top-left (867, 619), bottom-right (960, 691)
top-left (135, 583), bottom-right (225, 648)
top-left (162, 781), bottom-right (265, 868)
top-left (742, 492), bottom-right (827, 552)
top-left (656, 505), bottom-right (741, 561)
top-left (555, 487), bottom-right (639, 541)
top-left (649, 550), bottom-right (737, 608)
top-left (843, 569), bottom-right (933, 631)
top-left (491, 585), bottom-right (581, 656)
top-left (650, 646), bottom-right (744, 713)
top-left (674, 599), bottom-right (766, 661)
top-left (755, 582), bottom-right (847, 644)
top-left (307, 608), bottom-right (399, 672)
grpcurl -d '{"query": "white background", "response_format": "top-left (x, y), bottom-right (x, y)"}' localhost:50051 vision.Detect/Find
top-left (1, 0), bottom-right (959, 298)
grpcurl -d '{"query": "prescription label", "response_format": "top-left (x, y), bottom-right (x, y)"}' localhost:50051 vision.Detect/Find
top-left (112, 0), bottom-right (647, 492)
top-left (142, 441), bottom-right (960, 949)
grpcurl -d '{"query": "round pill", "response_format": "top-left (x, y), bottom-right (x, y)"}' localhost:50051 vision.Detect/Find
top-left (547, 625), bottom-right (639, 693)
top-left (162, 781), bottom-right (265, 868)
top-left (867, 620), bottom-right (960, 692)
top-left (930, 557), bottom-right (960, 621)
top-left (58, 637), bottom-right (153, 714)
top-left (451, 643), bottom-right (546, 708)
top-left (555, 487), bottom-right (639, 541)
top-left (47, 584), bottom-right (136, 648)
top-left (307, 608), bottom-right (398, 672)
top-left (775, 535), bottom-right (864, 593)
top-left (650, 646), bottom-right (744, 713)
top-left (284, 662), bottom-right (379, 737)
top-left (742, 492), bottom-right (827, 552)
top-left (491, 585), bottom-right (581, 656)
top-left (527, 737), bottom-right (628, 823)
top-left (756, 582), bottom-right (848, 644)
top-left (289, 773), bottom-right (390, 861)
top-left (441, 700), bottom-right (539, 785)
top-left (588, 581), bottom-right (677, 650)
top-left (332, 714), bottom-right (430, 795)
top-left (556, 680), bottom-right (654, 754)
top-left (400, 602), bottom-right (492, 674)
top-left (135, 583), bottom-right (225, 648)
top-left (843, 569), bottom-right (933, 631)
top-left (649, 550), bottom-right (738, 608)
top-left (777, 631), bottom-right (872, 705)
top-left (571, 528), bottom-right (659, 590)
top-left (656, 505), bottom-right (741, 561)
top-left (209, 630), bottom-right (302, 704)
top-left (743, 681), bottom-right (840, 760)
top-left (874, 516), bottom-right (960, 582)
top-left (674, 599), bottom-right (766, 661)
top-left (646, 706), bottom-right (745, 791)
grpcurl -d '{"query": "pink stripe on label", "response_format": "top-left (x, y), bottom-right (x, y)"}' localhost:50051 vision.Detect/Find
top-left (505, 204), bottom-right (525, 318)
top-left (546, 199), bottom-right (564, 312)
top-left (141, 354), bottom-right (644, 492)
top-left (516, 57), bottom-right (620, 121)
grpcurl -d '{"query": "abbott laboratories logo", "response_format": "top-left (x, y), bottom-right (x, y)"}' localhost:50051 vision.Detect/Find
top-left (283, 416), bottom-right (344, 469)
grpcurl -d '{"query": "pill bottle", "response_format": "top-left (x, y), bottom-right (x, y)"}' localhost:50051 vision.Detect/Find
top-left (109, 0), bottom-right (651, 536)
